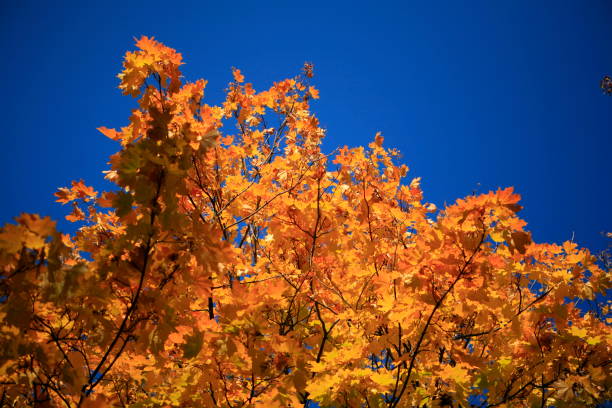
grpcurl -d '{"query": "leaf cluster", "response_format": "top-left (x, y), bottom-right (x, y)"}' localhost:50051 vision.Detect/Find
top-left (1, 38), bottom-right (610, 408)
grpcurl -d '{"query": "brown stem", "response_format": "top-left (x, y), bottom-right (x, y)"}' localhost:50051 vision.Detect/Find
top-left (390, 231), bottom-right (485, 408)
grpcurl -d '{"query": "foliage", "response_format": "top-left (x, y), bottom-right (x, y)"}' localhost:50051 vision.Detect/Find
top-left (1, 37), bottom-right (610, 408)
top-left (602, 75), bottom-right (612, 95)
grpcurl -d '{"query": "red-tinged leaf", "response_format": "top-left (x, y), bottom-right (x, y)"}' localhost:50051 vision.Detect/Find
top-left (65, 204), bottom-right (85, 222)
top-left (55, 187), bottom-right (73, 203)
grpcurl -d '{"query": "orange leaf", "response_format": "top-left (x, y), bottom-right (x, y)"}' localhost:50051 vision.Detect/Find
top-left (97, 126), bottom-right (122, 141)
top-left (232, 68), bottom-right (245, 83)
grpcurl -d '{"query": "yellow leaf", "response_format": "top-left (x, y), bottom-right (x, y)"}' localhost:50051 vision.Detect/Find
top-left (568, 326), bottom-right (588, 338)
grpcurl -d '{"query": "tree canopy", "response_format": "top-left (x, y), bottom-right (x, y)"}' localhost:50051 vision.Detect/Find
top-left (0, 37), bottom-right (610, 408)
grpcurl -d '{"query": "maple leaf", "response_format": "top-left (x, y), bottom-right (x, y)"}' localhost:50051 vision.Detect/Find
top-left (97, 126), bottom-right (122, 141)
top-left (232, 68), bottom-right (245, 83)
top-left (308, 86), bottom-right (320, 99)
top-left (65, 204), bottom-right (85, 222)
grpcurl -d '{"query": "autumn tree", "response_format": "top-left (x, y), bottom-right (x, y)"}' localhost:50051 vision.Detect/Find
top-left (0, 37), bottom-right (610, 408)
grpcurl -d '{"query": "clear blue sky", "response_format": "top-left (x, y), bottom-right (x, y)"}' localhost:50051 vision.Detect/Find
top-left (1, 1), bottom-right (611, 253)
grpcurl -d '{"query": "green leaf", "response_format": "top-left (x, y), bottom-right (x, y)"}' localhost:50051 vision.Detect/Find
top-left (114, 191), bottom-right (134, 217)
top-left (182, 330), bottom-right (204, 359)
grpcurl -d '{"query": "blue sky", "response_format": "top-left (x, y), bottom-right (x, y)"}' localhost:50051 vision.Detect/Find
top-left (1, 1), bottom-right (611, 253)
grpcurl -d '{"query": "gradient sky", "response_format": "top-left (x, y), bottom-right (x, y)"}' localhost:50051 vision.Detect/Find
top-left (1, 1), bottom-right (611, 253)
